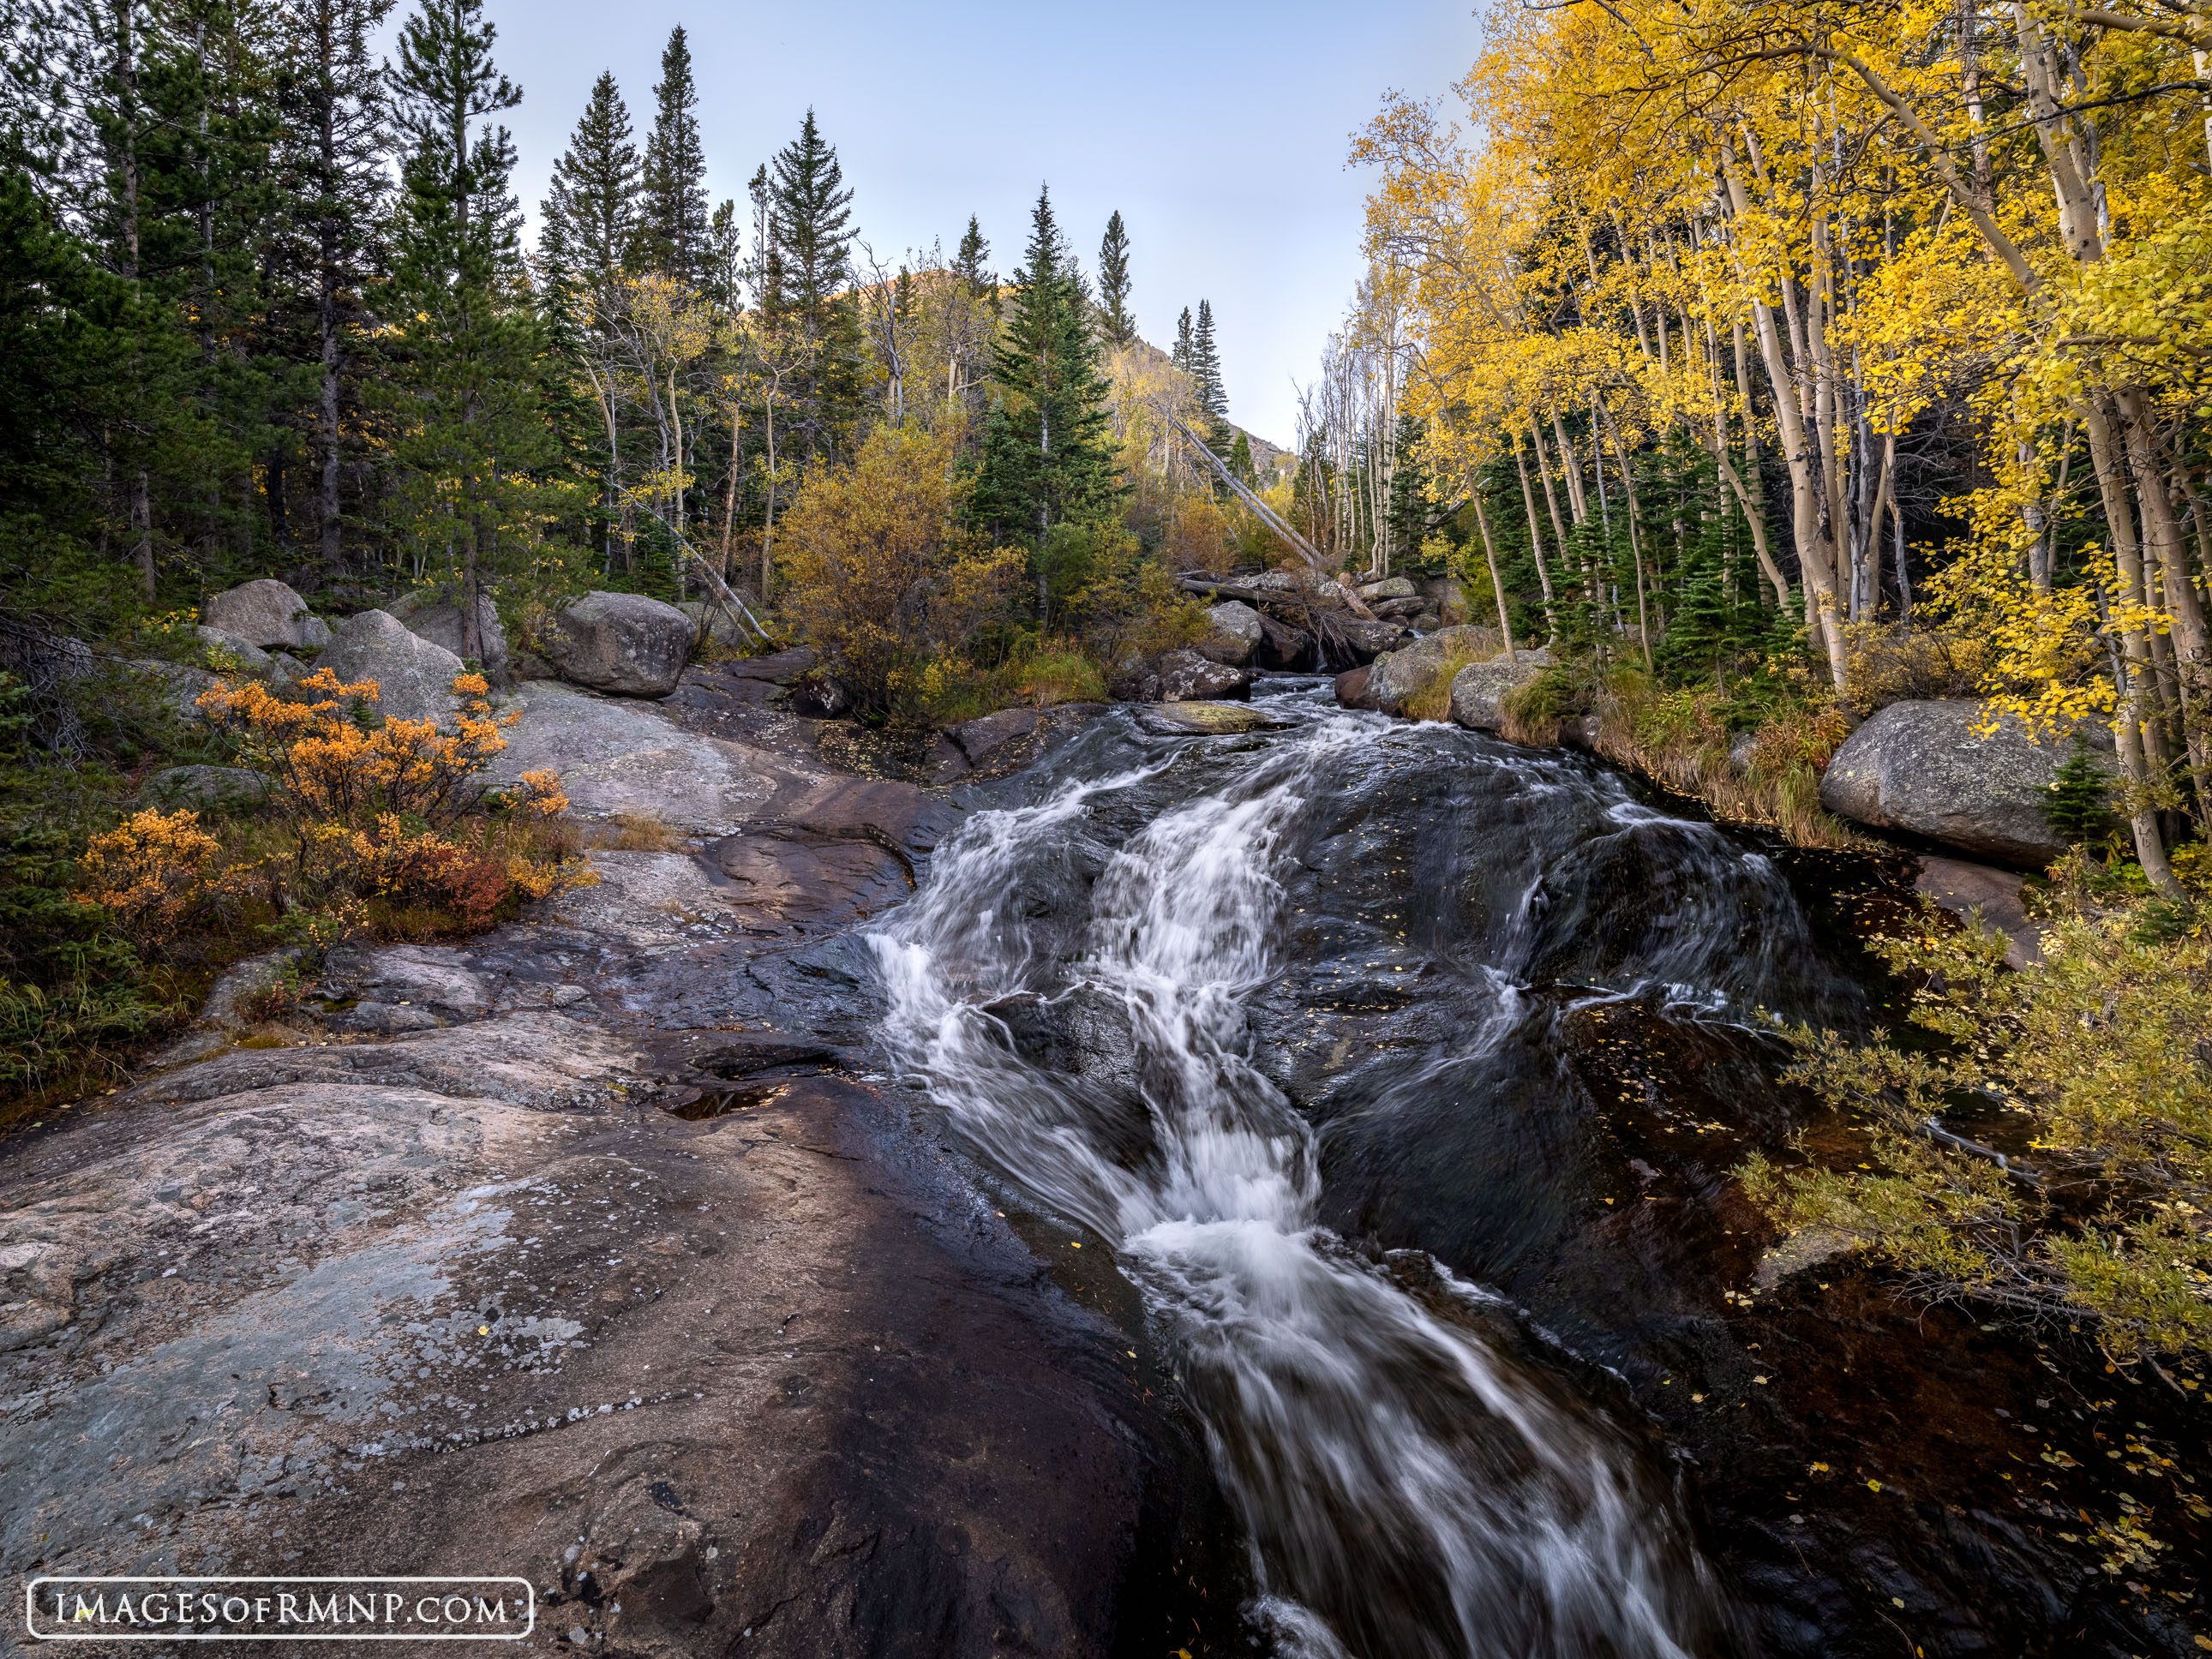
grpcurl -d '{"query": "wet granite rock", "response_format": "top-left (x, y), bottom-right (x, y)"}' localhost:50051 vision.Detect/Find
top-left (1134, 701), bottom-right (1296, 737)
top-left (1334, 666), bottom-right (1382, 711)
top-left (700, 775), bottom-right (958, 927)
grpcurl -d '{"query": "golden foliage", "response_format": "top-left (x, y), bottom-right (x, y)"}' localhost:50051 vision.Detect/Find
top-left (1748, 899), bottom-right (2212, 1361)
top-left (79, 668), bottom-right (594, 949)
top-left (74, 809), bottom-right (248, 949)
top-left (777, 423), bottom-right (1022, 719)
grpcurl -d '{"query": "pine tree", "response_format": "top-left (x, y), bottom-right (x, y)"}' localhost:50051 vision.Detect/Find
top-left (1172, 305), bottom-right (1191, 368)
top-left (1382, 411), bottom-right (1430, 563)
top-left (382, 0), bottom-right (549, 661)
top-left (974, 184), bottom-right (1118, 607)
top-left (2046, 738), bottom-right (2117, 846)
top-left (1097, 209), bottom-right (1132, 345)
top-left (766, 108), bottom-right (852, 320)
top-left (87, 0), bottom-right (295, 590)
top-left (1230, 429), bottom-right (1254, 486)
top-left (638, 26), bottom-right (707, 286)
top-left (765, 108), bottom-right (861, 458)
top-left (1189, 297), bottom-right (1228, 450)
top-left (704, 195), bottom-right (742, 310)
top-left (273, 0), bottom-right (393, 573)
top-left (953, 214), bottom-right (993, 303)
top-left (539, 69), bottom-right (639, 307)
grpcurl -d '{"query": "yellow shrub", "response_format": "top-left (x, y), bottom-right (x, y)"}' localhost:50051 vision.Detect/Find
top-left (185, 668), bottom-right (589, 938)
top-left (74, 809), bottom-right (248, 949)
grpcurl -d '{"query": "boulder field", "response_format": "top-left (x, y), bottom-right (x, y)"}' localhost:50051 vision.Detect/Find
top-left (0, 674), bottom-right (1233, 1659)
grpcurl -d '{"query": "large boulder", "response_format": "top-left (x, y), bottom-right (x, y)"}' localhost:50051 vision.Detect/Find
top-left (1334, 666), bottom-right (1382, 710)
top-left (1421, 575), bottom-right (1469, 623)
top-left (1109, 647), bottom-right (1254, 704)
top-left (541, 591), bottom-right (693, 698)
top-left (128, 657), bottom-right (221, 724)
top-left (318, 608), bottom-right (465, 726)
top-left (1362, 625), bottom-right (1501, 715)
top-left (201, 579), bottom-right (331, 652)
top-left (1818, 698), bottom-right (2119, 866)
top-left (1196, 601), bottom-right (1264, 666)
top-left (1448, 650), bottom-right (1554, 732)
top-left (386, 591), bottom-right (507, 680)
top-left (1357, 576), bottom-right (1417, 602)
top-left (1334, 617), bottom-right (1413, 664)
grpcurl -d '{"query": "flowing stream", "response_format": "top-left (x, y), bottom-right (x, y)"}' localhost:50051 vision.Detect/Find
top-left (867, 687), bottom-right (1846, 1658)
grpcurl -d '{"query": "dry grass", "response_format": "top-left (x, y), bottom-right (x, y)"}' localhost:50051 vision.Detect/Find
top-left (590, 811), bottom-right (689, 853)
top-left (1400, 636), bottom-right (1502, 723)
top-left (1583, 671), bottom-right (1861, 848)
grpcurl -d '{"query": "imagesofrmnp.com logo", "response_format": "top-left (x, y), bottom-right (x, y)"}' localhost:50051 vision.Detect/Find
top-left (24, 1578), bottom-right (533, 1642)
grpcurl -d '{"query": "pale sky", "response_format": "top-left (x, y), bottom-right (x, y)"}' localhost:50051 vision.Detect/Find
top-left (459, 0), bottom-right (1482, 449)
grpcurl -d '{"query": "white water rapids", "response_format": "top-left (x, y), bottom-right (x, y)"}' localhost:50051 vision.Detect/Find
top-left (869, 711), bottom-right (1729, 1658)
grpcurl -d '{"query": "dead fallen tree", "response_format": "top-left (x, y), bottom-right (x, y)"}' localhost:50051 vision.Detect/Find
top-left (1177, 576), bottom-right (1408, 671)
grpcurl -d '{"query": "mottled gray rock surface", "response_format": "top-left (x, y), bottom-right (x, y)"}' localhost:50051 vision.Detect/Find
top-left (541, 592), bottom-right (693, 698)
top-left (1110, 647), bottom-right (1255, 704)
top-left (1818, 698), bottom-right (2114, 865)
top-left (1196, 601), bottom-right (1264, 666)
top-left (1363, 625), bottom-right (1501, 715)
top-left (319, 608), bottom-right (465, 726)
top-left (1448, 650), bottom-right (1554, 732)
top-left (201, 578), bottom-right (330, 652)
top-left (387, 591), bottom-right (507, 681)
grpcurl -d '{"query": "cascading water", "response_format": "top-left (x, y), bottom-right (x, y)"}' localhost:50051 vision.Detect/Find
top-left (870, 692), bottom-right (1778, 1658)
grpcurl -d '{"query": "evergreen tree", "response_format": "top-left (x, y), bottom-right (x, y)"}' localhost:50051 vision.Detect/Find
top-left (1189, 297), bottom-right (1228, 448)
top-left (974, 184), bottom-right (1118, 608)
top-left (381, 0), bottom-right (549, 661)
top-left (539, 69), bottom-right (639, 307)
top-left (74, 0), bottom-right (288, 593)
top-left (953, 213), bottom-right (993, 304)
top-left (1230, 429), bottom-right (1254, 486)
top-left (1097, 209), bottom-right (1132, 345)
top-left (638, 26), bottom-right (706, 285)
top-left (704, 195), bottom-right (741, 310)
top-left (765, 108), bottom-right (860, 458)
top-left (273, 0), bottom-right (393, 573)
top-left (2046, 738), bottom-right (2117, 845)
top-left (1172, 305), bottom-right (1191, 368)
top-left (1382, 412), bottom-right (1430, 563)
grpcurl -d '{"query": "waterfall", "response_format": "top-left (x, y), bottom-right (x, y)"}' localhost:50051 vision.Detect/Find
top-left (870, 703), bottom-right (1736, 1658)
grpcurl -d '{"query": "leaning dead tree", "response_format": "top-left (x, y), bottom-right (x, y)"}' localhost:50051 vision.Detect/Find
top-left (1171, 416), bottom-right (1328, 572)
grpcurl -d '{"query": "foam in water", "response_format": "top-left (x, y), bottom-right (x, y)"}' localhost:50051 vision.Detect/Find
top-left (870, 710), bottom-right (1729, 1658)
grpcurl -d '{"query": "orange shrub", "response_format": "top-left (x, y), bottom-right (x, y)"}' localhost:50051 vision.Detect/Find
top-left (73, 809), bottom-right (249, 949)
top-left (178, 668), bottom-right (590, 940)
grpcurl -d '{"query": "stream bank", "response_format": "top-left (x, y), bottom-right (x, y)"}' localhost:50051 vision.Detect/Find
top-left (3, 669), bottom-right (2204, 1657)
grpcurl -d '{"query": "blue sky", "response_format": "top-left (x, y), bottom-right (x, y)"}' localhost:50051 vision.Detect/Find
top-left (464, 0), bottom-right (1481, 448)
